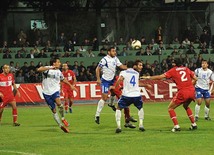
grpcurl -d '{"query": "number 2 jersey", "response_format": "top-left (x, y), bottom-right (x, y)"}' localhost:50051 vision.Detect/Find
top-left (164, 66), bottom-right (194, 90)
top-left (119, 68), bottom-right (141, 97)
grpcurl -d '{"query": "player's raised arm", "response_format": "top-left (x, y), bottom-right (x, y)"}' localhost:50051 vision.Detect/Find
top-left (141, 74), bottom-right (166, 80)
top-left (118, 64), bottom-right (127, 70)
top-left (62, 78), bottom-right (77, 91)
top-left (37, 66), bottom-right (54, 72)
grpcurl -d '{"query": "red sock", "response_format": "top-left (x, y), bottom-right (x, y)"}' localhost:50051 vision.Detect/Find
top-left (64, 101), bottom-right (68, 111)
top-left (12, 109), bottom-right (18, 123)
top-left (186, 107), bottom-right (195, 123)
top-left (168, 109), bottom-right (178, 126)
top-left (124, 108), bottom-right (130, 123)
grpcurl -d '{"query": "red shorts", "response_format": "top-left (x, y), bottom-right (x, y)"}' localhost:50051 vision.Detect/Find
top-left (172, 88), bottom-right (195, 105)
top-left (0, 95), bottom-right (15, 108)
top-left (62, 87), bottom-right (74, 99)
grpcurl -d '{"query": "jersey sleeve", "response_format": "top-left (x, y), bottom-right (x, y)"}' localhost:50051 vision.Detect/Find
top-left (98, 58), bottom-right (107, 68)
top-left (119, 71), bottom-right (125, 78)
top-left (116, 57), bottom-right (122, 67)
top-left (194, 68), bottom-right (199, 77)
top-left (210, 72), bottom-right (214, 81)
top-left (164, 68), bottom-right (173, 79)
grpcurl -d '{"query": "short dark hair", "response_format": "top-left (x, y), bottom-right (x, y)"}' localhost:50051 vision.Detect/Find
top-left (135, 60), bottom-right (142, 66)
top-left (127, 60), bottom-right (135, 68)
top-left (50, 58), bottom-right (59, 65)
top-left (107, 47), bottom-right (115, 52)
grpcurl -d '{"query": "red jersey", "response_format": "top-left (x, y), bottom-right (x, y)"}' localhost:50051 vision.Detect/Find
top-left (164, 66), bottom-right (194, 90)
top-left (62, 70), bottom-right (76, 89)
top-left (0, 73), bottom-right (14, 96)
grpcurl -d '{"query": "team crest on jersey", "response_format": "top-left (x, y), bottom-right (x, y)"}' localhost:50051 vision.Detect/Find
top-left (8, 76), bottom-right (12, 80)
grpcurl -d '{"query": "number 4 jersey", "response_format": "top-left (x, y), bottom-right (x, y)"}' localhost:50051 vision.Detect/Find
top-left (119, 68), bottom-right (141, 97)
top-left (164, 66), bottom-right (195, 90)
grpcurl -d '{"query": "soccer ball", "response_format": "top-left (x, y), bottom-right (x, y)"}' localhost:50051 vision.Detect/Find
top-left (131, 40), bottom-right (141, 50)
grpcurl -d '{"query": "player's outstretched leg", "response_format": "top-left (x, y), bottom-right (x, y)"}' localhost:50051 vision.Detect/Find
top-left (115, 109), bottom-right (122, 133)
top-left (138, 108), bottom-right (145, 132)
top-left (195, 104), bottom-right (200, 121)
top-left (185, 107), bottom-right (197, 130)
top-left (204, 105), bottom-right (211, 120)
top-left (95, 99), bottom-right (105, 124)
top-left (168, 109), bottom-right (180, 132)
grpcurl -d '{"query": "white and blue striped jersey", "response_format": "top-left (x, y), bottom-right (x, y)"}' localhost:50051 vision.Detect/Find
top-left (98, 55), bottom-right (122, 81)
top-left (42, 66), bottom-right (64, 95)
top-left (195, 67), bottom-right (214, 90)
top-left (119, 68), bottom-right (141, 97)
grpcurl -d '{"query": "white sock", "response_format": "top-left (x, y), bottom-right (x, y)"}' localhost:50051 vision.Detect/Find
top-left (53, 113), bottom-right (62, 127)
top-left (115, 110), bottom-right (121, 129)
top-left (138, 108), bottom-right (144, 128)
top-left (195, 104), bottom-right (200, 117)
top-left (204, 106), bottom-right (210, 118)
top-left (95, 99), bottom-right (105, 117)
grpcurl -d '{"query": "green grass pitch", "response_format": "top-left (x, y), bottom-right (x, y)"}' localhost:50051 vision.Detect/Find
top-left (0, 101), bottom-right (214, 155)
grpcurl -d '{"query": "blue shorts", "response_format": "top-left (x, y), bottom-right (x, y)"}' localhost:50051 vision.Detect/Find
top-left (101, 78), bottom-right (114, 94)
top-left (118, 96), bottom-right (143, 110)
top-left (195, 87), bottom-right (210, 99)
top-left (43, 91), bottom-right (60, 110)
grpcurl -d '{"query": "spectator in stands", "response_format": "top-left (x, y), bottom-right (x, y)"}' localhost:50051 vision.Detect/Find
top-left (82, 39), bottom-right (90, 46)
top-left (196, 54), bottom-right (204, 67)
top-left (92, 37), bottom-right (99, 51)
top-left (15, 62), bottom-right (21, 73)
top-left (78, 46), bottom-right (87, 52)
top-left (72, 32), bottom-right (78, 45)
top-left (97, 49), bottom-right (107, 57)
top-left (143, 48), bottom-right (153, 56)
top-left (72, 65), bottom-right (79, 77)
top-left (72, 61), bottom-right (80, 71)
top-left (37, 49), bottom-right (48, 58)
top-left (119, 47), bottom-right (129, 56)
top-left (140, 36), bottom-right (147, 45)
top-left (203, 22), bottom-right (211, 41)
top-left (146, 43), bottom-right (154, 51)
top-left (28, 61), bottom-right (37, 73)
top-left (42, 45), bottom-right (53, 53)
top-left (88, 62), bottom-right (97, 76)
top-left (85, 49), bottom-right (95, 57)
top-left (86, 68), bottom-right (95, 81)
top-left (2, 41), bottom-right (8, 53)
top-left (50, 51), bottom-right (60, 59)
top-left (15, 71), bottom-right (25, 83)
top-left (171, 48), bottom-right (179, 55)
top-left (79, 61), bottom-right (86, 73)
top-left (186, 46), bottom-right (196, 54)
top-left (17, 29), bottom-right (27, 47)
top-left (100, 45), bottom-right (108, 51)
top-left (200, 30), bottom-right (211, 48)
top-left (155, 26), bottom-right (163, 43)
top-left (26, 49), bottom-right (36, 58)
top-left (182, 38), bottom-right (191, 47)
top-left (165, 43), bottom-right (173, 50)
top-left (136, 48), bottom-right (145, 56)
top-left (9, 61), bottom-right (16, 74)
top-left (15, 50), bottom-right (24, 58)
top-left (199, 47), bottom-right (209, 54)
top-left (182, 26), bottom-right (195, 42)
top-left (77, 71), bottom-right (88, 81)
top-left (172, 37), bottom-right (180, 44)
top-left (118, 37), bottom-right (125, 45)
top-left (17, 47), bottom-right (28, 58)
top-left (65, 61), bottom-right (72, 70)
top-left (3, 50), bottom-right (12, 59)
top-left (11, 40), bottom-right (18, 47)
top-left (194, 36), bottom-right (200, 44)
top-left (28, 69), bottom-right (37, 83)
top-left (20, 62), bottom-right (29, 82)
top-left (62, 51), bottom-right (71, 57)
top-left (141, 63), bottom-right (153, 76)
top-left (57, 32), bottom-right (67, 46)
top-left (64, 40), bottom-right (74, 52)
top-left (190, 54), bottom-right (198, 64)
top-left (53, 46), bottom-right (62, 53)
top-left (72, 49), bottom-right (83, 57)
